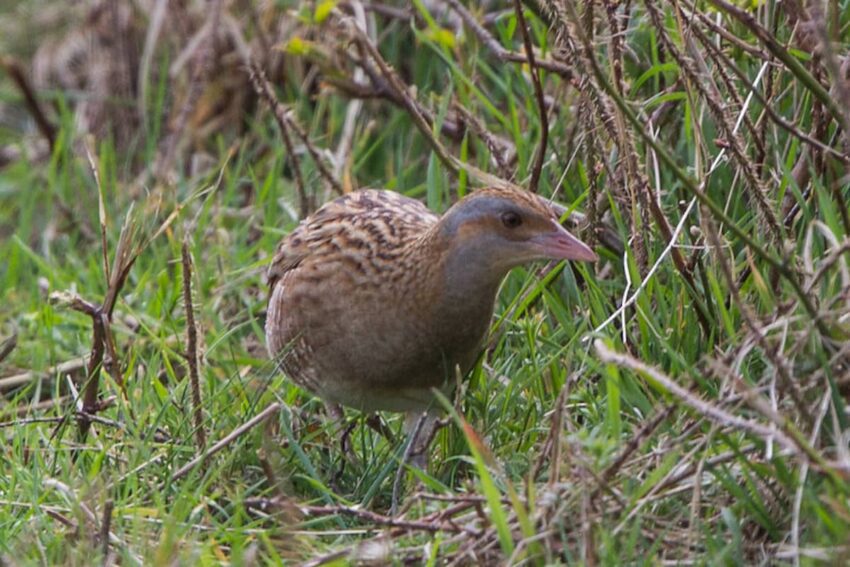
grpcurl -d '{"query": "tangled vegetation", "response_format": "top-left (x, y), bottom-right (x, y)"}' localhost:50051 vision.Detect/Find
top-left (1, 0), bottom-right (850, 563)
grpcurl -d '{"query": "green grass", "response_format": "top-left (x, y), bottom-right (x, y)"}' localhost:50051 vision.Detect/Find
top-left (1, 0), bottom-right (850, 564)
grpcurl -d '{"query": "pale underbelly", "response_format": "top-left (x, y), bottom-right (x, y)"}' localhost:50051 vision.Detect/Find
top-left (315, 381), bottom-right (452, 412)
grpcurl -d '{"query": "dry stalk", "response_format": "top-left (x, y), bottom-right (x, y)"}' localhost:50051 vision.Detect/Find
top-left (0, 56), bottom-right (56, 150)
top-left (701, 207), bottom-right (812, 424)
top-left (553, 0), bottom-right (713, 333)
top-left (678, 0), bottom-right (768, 59)
top-left (247, 63), bottom-right (311, 218)
top-left (451, 102), bottom-right (517, 176)
top-left (339, 15), bottom-right (519, 191)
top-left (47, 146), bottom-right (188, 438)
top-left (344, 19), bottom-right (460, 179)
top-left (281, 111), bottom-right (345, 197)
top-left (695, 30), bottom-right (768, 162)
top-left (181, 236), bottom-right (206, 452)
top-left (705, 0), bottom-right (846, 129)
top-left (0, 334), bottom-right (17, 366)
top-left (50, 207), bottom-right (138, 439)
top-left (442, 0), bottom-right (575, 81)
top-left (686, 22), bottom-right (848, 163)
top-left (645, 0), bottom-right (782, 243)
top-left (154, 0), bottom-right (224, 181)
top-left (512, 0), bottom-right (548, 192)
top-left (100, 499), bottom-right (113, 563)
top-left (558, 0), bottom-right (650, 273)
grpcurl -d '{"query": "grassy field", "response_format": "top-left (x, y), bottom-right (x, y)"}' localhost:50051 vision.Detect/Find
top-left (1, 0), bottom-right (850, 564)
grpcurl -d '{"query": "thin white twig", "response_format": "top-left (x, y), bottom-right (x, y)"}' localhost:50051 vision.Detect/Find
top-left (589, 61), bottom-right (770, 338)
top-left (791, 389), bottom-right (831, 567)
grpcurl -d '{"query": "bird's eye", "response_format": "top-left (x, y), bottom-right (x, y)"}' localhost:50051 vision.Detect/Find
top-left (501, 211), bottom-right (523, 229)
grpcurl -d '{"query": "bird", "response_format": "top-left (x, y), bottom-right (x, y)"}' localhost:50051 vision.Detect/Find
top-left (265, 186), bottom-right (597, 459)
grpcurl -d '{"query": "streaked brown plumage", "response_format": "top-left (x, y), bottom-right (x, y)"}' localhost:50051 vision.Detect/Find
top-left (265, 187), bottom-right (596, 416)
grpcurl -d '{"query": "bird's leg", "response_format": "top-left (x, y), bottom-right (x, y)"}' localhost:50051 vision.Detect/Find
top-left (331, 418), bottom-right (360, 488)
top-left (391, 410), bottom-right (441, 515)
top-left (419, 414), bottom-right (451, 454)
top-left (324, 403), bottom-right (348, 453)
top-left (405, 410), bottom-right (441, 470)
top-left (364, 414), bottom-right (396, 444)
top-left (325, 402), bottom-right (344, 422)
top-left (339, 419), bottom-right (359, 463)
top-left (324, 403), bottom-right (362, 487)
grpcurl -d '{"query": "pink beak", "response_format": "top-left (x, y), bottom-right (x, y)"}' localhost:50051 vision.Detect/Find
top-left (531, 221), bottom-right (598, 262)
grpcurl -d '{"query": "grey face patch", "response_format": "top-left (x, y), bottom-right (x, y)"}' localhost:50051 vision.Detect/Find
top-left (441, 196), bottom-right (525, 236)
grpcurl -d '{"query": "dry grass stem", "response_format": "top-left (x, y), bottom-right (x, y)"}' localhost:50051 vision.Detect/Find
top-left (181, 236), bottom-right (206, 452)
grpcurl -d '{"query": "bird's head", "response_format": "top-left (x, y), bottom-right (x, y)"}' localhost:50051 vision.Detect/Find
top-left (438, 188), bottom-right (597, 277)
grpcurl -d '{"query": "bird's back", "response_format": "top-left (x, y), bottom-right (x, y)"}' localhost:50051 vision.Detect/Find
top-left (267, 190), bottom-right (438, 289)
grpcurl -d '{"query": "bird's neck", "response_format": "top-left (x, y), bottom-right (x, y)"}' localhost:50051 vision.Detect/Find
top-left (411, 225), bottom-right (509, 331)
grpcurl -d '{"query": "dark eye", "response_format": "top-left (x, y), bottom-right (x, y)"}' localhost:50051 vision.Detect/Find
top-left (501, 211), bottom-right (523, 229)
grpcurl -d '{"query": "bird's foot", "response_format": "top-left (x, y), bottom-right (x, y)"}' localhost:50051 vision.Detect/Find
top-left (391, 411), bottom-right (439, 515)
top-left (327, 404), bottom-right (363, 487)
top-left (364, 414), bottom-right (396, 444)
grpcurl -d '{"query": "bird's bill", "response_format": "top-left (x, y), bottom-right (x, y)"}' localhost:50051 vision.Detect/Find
top-left (530, 221), bottom-right (598, 262)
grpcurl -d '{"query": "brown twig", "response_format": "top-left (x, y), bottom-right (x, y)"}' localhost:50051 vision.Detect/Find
top-left (342, 17), bottom-right (520, 191)
top-left (442, 0), bottom-right (575, 81)
top-left (247, 63), bottom-right (311, 217)
top-left (182, 236), bottom-right (206, 452)
top-left (346, 22), bottom-right (461, 179)
top-left (280, 109), bottom-right (345, 196)
top-left (0, 56), bottom-right (56, 150)
top-left (302, 504), bottom-right (467, 533)
top-left (49, 202), bottom-right (140, 439)
top-left (452, 102), bottom-right (517, 175)
top-left (100, 499), bottom-right (114, 564)
top-left (322, 76), bottom-right (465, 142)
top-left (513, 0), bottom-right (548, 192)
top-left (0, 333), bottom-right (17, 366)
